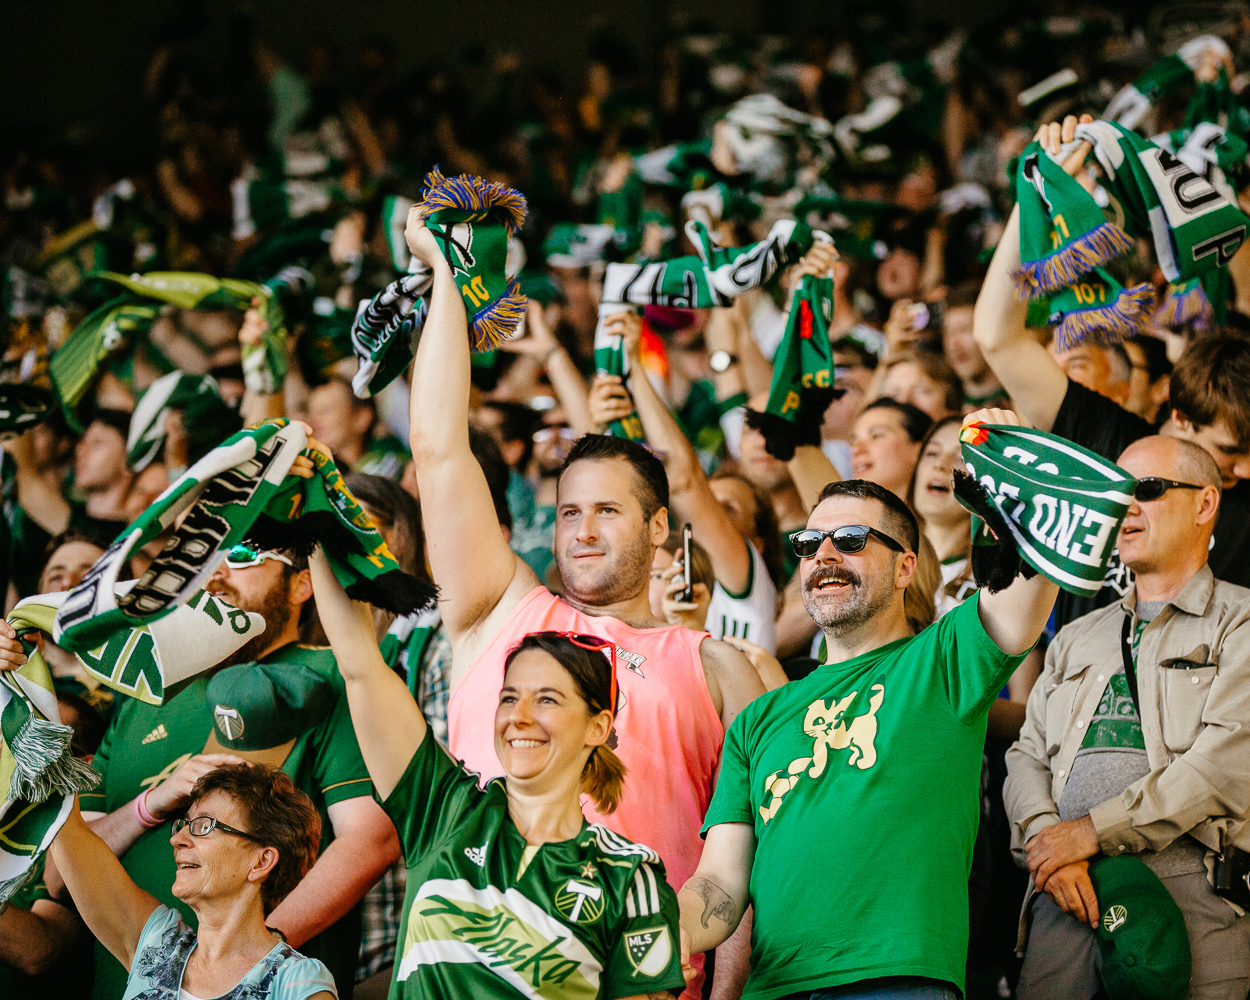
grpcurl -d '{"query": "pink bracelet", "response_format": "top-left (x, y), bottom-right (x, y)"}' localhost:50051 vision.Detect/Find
top-left (134, 789), bottom-right (162, 830)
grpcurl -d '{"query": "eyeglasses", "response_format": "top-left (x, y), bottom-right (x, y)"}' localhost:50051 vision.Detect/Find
top-left (224, 543), bottom-right (294, 570)
top-left (533, 426), bottom-right (578, 444)
top-left (1133, 478), bottom-right (1203, 502)
top-left (171, 815), bottom-right (260, 842)
top-left (790, 525), bottom-right (906, 559)
top-left (549, 632), bottom-right (619, 717)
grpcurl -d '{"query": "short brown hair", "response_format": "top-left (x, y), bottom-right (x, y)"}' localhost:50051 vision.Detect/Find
top-left (884, 350), bottom-right (963, 415)
top-left (188, 764), bottom-right (321, 913)
top-left (1170, 335), bottom-right (1250, 448)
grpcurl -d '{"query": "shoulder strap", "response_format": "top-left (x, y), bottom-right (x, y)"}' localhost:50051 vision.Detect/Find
top-left (1121, 614), bottom-right (1140, 715)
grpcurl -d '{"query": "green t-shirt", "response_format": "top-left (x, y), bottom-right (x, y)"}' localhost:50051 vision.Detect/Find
top-left (380, 732), bottom-right (686, 999)
top-left (80, 643), bottom-right (372, 1000)
top-left (703, 595), bottom-right (1028, 998)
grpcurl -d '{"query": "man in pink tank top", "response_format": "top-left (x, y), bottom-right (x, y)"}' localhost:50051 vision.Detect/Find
top-left (404, 220), bottom-right (766, 998)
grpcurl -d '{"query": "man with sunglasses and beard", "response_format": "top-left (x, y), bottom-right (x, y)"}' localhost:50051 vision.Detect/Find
top-left (64, 541), bottom-right (400, 1000)
top-left (1006, 436), bottom-right (1250, 1000)
top-left (404, 215), bottom-right (765, 999)
top-left (678, 409), bottom-right (1059, 1000)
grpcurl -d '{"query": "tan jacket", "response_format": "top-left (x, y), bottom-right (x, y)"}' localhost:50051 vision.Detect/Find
top-left (1005, 565), bottom-right (1250, 940)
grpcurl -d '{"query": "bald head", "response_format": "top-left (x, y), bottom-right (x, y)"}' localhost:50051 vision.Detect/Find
top-left (1115, 435), bottom-right (1222, 584)
top-left (1118, 436), bottom-right (1222, 493)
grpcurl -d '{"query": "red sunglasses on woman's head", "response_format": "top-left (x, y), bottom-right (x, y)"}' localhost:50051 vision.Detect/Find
top-left (548, 631), bottom-right (619, 717)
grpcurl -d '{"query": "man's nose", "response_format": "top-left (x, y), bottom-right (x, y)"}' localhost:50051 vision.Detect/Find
top-left (813, 535), bottom-right (843, 565)
top-left (1233, 455), bottom-right (1250, 483)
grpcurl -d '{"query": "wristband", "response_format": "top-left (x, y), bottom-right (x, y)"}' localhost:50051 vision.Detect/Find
top-left (134, 789), bottom-right (162, 830)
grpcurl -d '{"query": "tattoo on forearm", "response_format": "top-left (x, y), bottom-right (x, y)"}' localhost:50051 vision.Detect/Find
top-left (688, 876), bottom-right (738, 929)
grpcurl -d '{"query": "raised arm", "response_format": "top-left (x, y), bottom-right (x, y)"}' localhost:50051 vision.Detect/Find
top-left (973, 117), bottom-right (1093, 432)
top-left (787, 445), bottom-right (840, 512)
top-left (678, 822), bottom-right (755, 955)
top-left (405, 215), bottom-right (537, 645)
top-left (49, 797), bottom-right (160, 971)
top-left (309, 548), bottom-right (424, 798)
top-left (612, 311), bottom-right (752, 593)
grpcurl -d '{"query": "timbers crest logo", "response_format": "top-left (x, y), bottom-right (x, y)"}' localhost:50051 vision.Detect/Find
top-left (1104, 904), bottom-right (1128, 933)
top-left (553, 878), bottom-right (603, 924)
top-left (625, 927), bottom-right (672, 977)
top-left (214, 704), bottom-right (244, 742)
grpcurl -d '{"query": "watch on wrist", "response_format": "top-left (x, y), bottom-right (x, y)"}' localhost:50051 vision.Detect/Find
top-left (709, 350), bottom-right (739, 373)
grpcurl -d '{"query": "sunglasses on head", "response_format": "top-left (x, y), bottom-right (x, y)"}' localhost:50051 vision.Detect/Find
top-left (1133, 478), bottom-right (1203, 502)
top-left (789, 525), bottom-right (906, 559)
top-left (549, 632), bottom-right (619, 717)
top-left (224, 543), bottom-right (294, 570)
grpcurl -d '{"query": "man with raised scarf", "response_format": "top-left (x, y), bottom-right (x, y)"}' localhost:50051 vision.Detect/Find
top-left (403, 207), bottom-right (765, 999)
top-left (678, 409), bottom-right (1065, 1000)
top-left (67, 542), bottom-right (400, 999)
top-left (1007, 436), bottom-right (1250, 1000)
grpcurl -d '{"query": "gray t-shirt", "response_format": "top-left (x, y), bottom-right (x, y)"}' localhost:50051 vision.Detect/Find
top-left (1058, 599), bottom-right (1206, 876)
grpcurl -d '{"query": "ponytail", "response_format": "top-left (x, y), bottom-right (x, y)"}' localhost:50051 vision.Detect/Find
top-left (581, 743), bottom-right (628, 814)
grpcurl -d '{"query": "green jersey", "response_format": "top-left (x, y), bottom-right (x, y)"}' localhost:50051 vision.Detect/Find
top-left (381, 732), bottom-right (686, 1000)
top-left (81, 643), bottom-right (373, 1000)
top-left (704, 595), bottom-right (1029, 998)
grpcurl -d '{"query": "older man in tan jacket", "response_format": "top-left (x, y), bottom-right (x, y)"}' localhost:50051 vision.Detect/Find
top-left (1005, 435), bottom-right (1250, 1000)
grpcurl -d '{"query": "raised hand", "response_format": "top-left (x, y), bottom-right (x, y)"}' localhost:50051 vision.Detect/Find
top-left (143, 753), bottom-right (250, 820)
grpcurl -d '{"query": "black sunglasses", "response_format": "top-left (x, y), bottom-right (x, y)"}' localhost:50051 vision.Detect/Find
top-left (171, 815), bottom-right (260, 842)
top-left (790, 525), bottom-right (906, 559)
top-left (1134, 477), bottom-right (1203, 502)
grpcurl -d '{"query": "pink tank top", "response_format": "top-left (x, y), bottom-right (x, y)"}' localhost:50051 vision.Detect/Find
top-left (448, 587), bottom-right (723, 892)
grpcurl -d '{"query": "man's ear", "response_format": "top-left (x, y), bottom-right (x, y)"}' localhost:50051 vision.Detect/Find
top-left (290, 567), bottom-right (314, 606)
top-left (1196, 485), bottom-right (1221, 526)
top-left (895, 551), bottom-right (917, 591)
top-left (1170, 409), bottom-right (1195, 434)
top-left (650, 506), bottom-right (670, 547)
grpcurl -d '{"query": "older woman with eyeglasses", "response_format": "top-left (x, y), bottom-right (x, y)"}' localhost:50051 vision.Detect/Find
top-left (50, 763), bottom-right (337, 1000)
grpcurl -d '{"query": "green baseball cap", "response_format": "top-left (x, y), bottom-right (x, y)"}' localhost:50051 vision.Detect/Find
top-left (205, 662), bottom-right (335, 754)
top-left (1088, 855), bottom-right (1191, 1000)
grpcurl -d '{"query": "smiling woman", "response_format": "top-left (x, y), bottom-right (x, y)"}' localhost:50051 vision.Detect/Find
top-left (309, 549), bottom-right (690, 1000)
top-left (49, 764), bottom-right (337, 1000)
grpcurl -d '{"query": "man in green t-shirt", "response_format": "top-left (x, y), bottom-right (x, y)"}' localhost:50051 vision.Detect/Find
top-left (678, 474), bottom-right (1058, 999)
top-left (67, 545), bottom-right (401, 1000)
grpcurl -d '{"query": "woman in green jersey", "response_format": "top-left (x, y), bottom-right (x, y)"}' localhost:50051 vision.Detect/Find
top-left (309, 550), bottom-right (689, 1000)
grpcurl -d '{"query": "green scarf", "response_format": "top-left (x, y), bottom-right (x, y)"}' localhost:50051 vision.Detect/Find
top-left (744, 273), bottom-right (841, 460)
top-left (1104, 53), bottom-right (1195, 130)
top-left (414, 168), bottom-right (528, 353)
top-left (957, 423), bottom-right (1136, 596)
top-left (1158, 268), bottom-right (1227, 331)
top-left (126, 371), bottom-right (240, 471)
top-left (48, 298), bottom-right (160, 428)
top-left (53, 421), bottom-right (433, 656)
top-left (592, 305), bottom-right (646, 441)
top-left (95, 272), bottom-right (288, 397)
top-left (1046, 268), bottom-right (1156, 350)
top-left (601, 219), bottom-right (814, 307)
top-left (544, 223), bottom-right (635, 268)
top-left (1012, 140), bottom-right (1134, 298)
top-left (1076, 120), bottom-right (1250, 285)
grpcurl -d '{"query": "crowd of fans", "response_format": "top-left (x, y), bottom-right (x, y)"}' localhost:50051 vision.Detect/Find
top-left (6, 2), bottom-right (1250, 999)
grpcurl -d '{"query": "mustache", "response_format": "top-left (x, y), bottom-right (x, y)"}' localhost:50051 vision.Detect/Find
top-left (804, 566), bottom-right (861, 592)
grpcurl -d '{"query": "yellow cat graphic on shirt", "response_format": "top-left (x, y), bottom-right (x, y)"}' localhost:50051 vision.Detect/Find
top-left (758, 684), bottom-right (885, 824)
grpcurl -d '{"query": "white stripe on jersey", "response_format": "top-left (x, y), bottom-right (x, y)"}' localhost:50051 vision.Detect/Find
top-left (632, 869), bottom-right (651, 916)
top-left (586, 824), bottom-right (661, 864)
top-left (626, 886), bottom-right (637, 918)
top-left (642, 862), bottom-right (660, 913)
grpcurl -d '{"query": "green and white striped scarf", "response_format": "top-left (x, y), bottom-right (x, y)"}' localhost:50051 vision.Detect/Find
top-left (958, 423), bottom-right (1136, 596)
top-left (601, 219), bottom-right (814, 308)
top-left (1103, 36), bottom-right (1230, 129)
top-left (126, 371), bottom-right (240, 472)
top-left (0, 590), bottom-right (263, 902)
top-left (592, 305), bottom-right (646, 442)
top-left (53, 420), bottom-right (434, 656)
